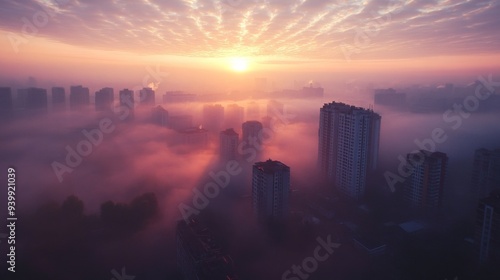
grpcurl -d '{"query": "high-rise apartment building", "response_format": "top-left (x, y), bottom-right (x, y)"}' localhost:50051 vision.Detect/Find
top-left (95, 87), bottom-right (114, 112)
top-left (318, 101), bottom-right (381, 200)
top-left (220, 128), bottom-right (239, 161)
top-left (252, 159), bottom-right (290, 222)
top-left (404, 150), bottom-right (448, 210)
top-left (19, 87), bottom-right (48, 114)
top-left (475, 190), bottom-right (500, 263)
top-left (69, 85), bottom-right (90, 110)
top-left (139, 87), bottom-right (155, 106)
top-left (471, 148), bottom-right (500, 199)
top-left (151, 105), bottom-right (168, 126)
top-left (242, 120), bottom-right (263, 149)
top-left (119, 89), bottom-right (134, 121)
top-left (0, 87), bottom-right (13, 115)
top-left (51, 87), bottom-right (65, 111)
top-left (176, 127), bottom-right (208, 147)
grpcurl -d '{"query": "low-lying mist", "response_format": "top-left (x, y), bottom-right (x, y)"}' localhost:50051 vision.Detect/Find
top-left (1, 92), bottom-right (499, 279)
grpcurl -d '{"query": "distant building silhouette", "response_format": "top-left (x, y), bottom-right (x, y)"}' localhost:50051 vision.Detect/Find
top-left (51, 87), bottom-right (65, 111)
top-left (0, 87), bottom-right (13, 116)
top-left (475, 190), bottom-right (500, 264)
top-left (176, 127), bottom-right (208, 147)
top-left (318, 102), bottom-right (381, 200)
top-left (220, 128), bottom-right (239, 161)
top-left (95, 87), bottom-right (114, 112)
top-left (301, 84), bottom-right (324, 97)
top-left (139, 87), bottom-right (155, 106)
top-left (16, 88), bottom-right (28, 108)
top-left (471, 148), bottom-right (500, 199)
top-left (119, 89), bottom-right (134, 121)
top-left (176, 218), bottom-right (238, 280)
top-left (404, 150), bottom-right (448, 210)
top-left (163, 91), bottom-right (196, 103)
top-left (151, 105), bottom-right (168, 126)
top-left (69, 85), bottom-right (90, 110)
top-left (242, 120), bottom-right (263, 151)
top-left (374, 88), bottom-right (406, 107)
top-left (18, 87), bottom-right (47, 114)
top-left (252, 159), bottom-right (290, 222)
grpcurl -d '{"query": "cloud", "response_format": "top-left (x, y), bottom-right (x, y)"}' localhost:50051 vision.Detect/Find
top-left (0, 0), bottom-right (498, 59)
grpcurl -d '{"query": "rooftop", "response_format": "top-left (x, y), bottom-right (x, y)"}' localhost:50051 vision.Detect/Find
top-left (399, 220), bottom-right (427, 234)
top-left (321, 101), bottom-right (379, 116)
top-left (254, 159), bottom-right (290, 173)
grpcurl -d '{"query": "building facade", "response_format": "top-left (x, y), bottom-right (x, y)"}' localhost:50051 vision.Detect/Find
top-left (51, 87), bottom-right (66, 111)
top-left (242, 120), bottom-right (263, 149)
top-left (220, 128), bottom-right (239, 161)
top-left (24, 88), bottom-right (48, 114)
top-left (252, 159), bottom-right (290, 222)
top-left (69, 85), bottom-right (90, 110)
top-left (139, 87), bottom-right (155, 106)
top-left (404, 150), bottom-right (448, 210)
top-left (475, 190), bottom-right (500, 264)
top-left (0, 87), bottom-right (13, 116)
top-left (119, 89), bottom-right (134, 121)
top-left (318, 102), bottom-right (381, 200)
top-left (471, 148), bottom-right (500, 199)
top-left (151, 105), bottom-right (168, 126)
top-left (95, 87), bottom-right (114, 112)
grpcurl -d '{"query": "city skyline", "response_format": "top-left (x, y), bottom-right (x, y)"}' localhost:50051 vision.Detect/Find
top-left (1, 0), bottom-right (500, 279)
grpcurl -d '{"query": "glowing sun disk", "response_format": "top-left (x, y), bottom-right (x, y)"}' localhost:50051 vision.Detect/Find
top-left (230, 57), bottom-right (249, 72)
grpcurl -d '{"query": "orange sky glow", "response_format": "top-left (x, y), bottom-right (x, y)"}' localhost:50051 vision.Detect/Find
top-left (0, 0), bottom-right (499, 91)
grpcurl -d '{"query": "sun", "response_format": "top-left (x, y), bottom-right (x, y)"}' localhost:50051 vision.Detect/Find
top-left (230, 57), bottom-right (249, 72)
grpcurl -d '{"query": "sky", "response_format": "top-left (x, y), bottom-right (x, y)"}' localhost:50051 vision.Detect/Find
top-left (1, 0), bottom-right (500, 91)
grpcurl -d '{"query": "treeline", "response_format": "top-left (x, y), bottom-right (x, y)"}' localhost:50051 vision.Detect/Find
top-left (10, 192), bottom-right (160, 280)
